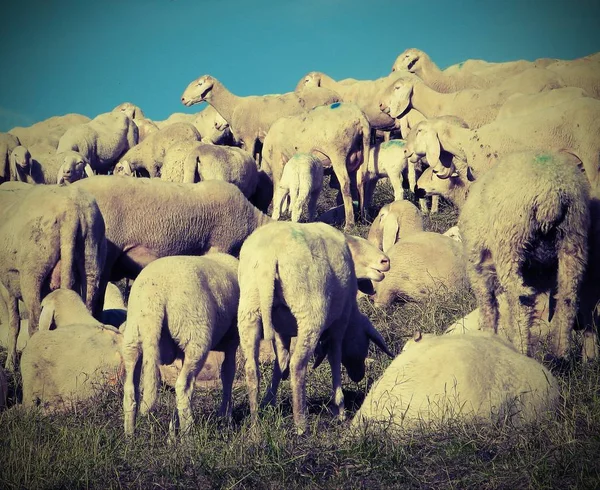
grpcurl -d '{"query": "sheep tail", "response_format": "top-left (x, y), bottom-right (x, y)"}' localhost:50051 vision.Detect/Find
top-left (59, 209), bottom-right (79, 292)
top-left (258, 258), bottom-right (277, 342)
top-left (139, 314), bottom-right (163, 414)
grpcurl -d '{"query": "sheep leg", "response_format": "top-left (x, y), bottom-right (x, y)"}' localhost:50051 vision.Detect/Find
top-left (122, 340), bottom-right (142, 436)
top-left (307, 189), bottom-right (320, 222)
top-left (430, 195), bottom-right (439, 215)
top-left (20, 275), bottom-right (42, 335)
top-left (271, 186), bottom-right (288, 221)
top-left (291, 190), bottom-right (307, 223)
top-left (2, 287), bottom-right (19, 372)
top-left (261, 334), bottom-right (291, 408)
top-left (172, 346), bottom-right (208, 437)
top-left (239, 310), bottom-right (262, 425)
top-left (332, 160), bottom-right (355, 230)
top-left (218, 342), bottom-right (237, 418)
top-left (389, 173), bottom-right (405, 203)
top-left (468, 250), bottom-right (500, 334)
top-left (326, 337), bottom-right (345, 422)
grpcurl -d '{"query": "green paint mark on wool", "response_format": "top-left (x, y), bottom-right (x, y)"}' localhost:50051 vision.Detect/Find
top-left (534, 153), bottom-right (554, 164)
top-left (290, 227), bottom-right (306, 241)
top-left (382, 139), bottom-right (406, 149)
top-left (458, 62), bottom-right (465, 70)
top-left (330, 102), bottom-right (342, 109)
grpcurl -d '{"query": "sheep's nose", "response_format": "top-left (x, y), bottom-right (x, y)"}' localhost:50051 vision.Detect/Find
top-left (380, 256), bottom-right (390, 272)
top-left (379, 102), bottom-right (390, 113)
top-left (181, 96), bottom-right (186, 103)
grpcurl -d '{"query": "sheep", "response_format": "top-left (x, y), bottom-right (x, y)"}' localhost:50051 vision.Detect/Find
top-left (371, 231), bottom-right (468, 307)
top-left (271, 153), bottom-right (323, 222)
top-left (192, 105), bottom-right (235, 145)
top-left (379, 69), bottom-right (566, 130)
top-left (56, 111), bottom-right (138, 174)
top-left (7, 145), bottom-right (85, 186)
top-left (261, 102), bottom-right (371, 229)
top-left (352, 331), bottom-right (560, 433)
top-left (181, 75), bottom-right (339, 161)
top-left (415, 166), bottom-right (470, 210)
top-left (405, 99), bottom-right (600, 189)
top-left (0, 132), bottom-right (21, 183)
top-left (114, 122), bottom-right (200, 177)
top-left (112, 102), bottom-right (160, 142)
top-left (545, 57), bottom-right (600, 99)
top-left (367, 200), bottom-right (423, 253)
top-left (55, 150), bottom-right (94, 184)
top-left (122, 253), bottom-right (240, 437)
top-left (442, 225), bottom-right (462, 242)
top-left (459, 150), bottom-right (590, 358)
top-left (0, 184), bottom-right (107, 370)
top-left (238, 221), bottom-right (392, 434)
top-left (496, 87), bottom-right (590, 120)
top-left (8, 145), bottom-right (33, 183)
top-left (391, 48), bottom-right (555, 92)
top-left (160, 141), bottom-right (258, 198)
top-left (9, 113), bottom-right (90, 149)
top-left (73, 176), bottom-right (271, 282)
top-left (37, 289), bottom-right (105, 331)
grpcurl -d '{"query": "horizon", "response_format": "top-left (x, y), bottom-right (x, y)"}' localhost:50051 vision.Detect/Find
top-left (1, 0), bottom-right (599, 132)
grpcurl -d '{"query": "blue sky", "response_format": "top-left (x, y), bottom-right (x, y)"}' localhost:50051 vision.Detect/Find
top-left (0, 0), bottom-right (598, 131)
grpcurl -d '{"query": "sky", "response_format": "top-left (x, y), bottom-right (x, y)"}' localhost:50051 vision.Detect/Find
top-left (0, 0), bottom-right (599, 132)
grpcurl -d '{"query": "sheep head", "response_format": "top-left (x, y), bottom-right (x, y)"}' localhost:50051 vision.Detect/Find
top-left (392, 48), bottom-right (425, 73)
top-left (56, 151), bottom-right (93, 185)
top-left (114, 160), bottom-right (134, 176)
top-left (113, 102), bottom-right (144, 120)
top-left (181, 75), bottom-right (216, 107)
top-left (379, 78), bottom-right (414, 119)
top-left (213, 112), bottom-right (229, 131)
top-left (10, 146), bottom-right (32, 181)
top-left (295, 71), bottom-right (322, 92)
top-left (345, 234), bottom-right (390, 282)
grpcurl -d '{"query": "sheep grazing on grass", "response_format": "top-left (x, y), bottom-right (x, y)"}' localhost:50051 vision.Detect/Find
top-left (271, 153), bottom-right (323, 222)
top-left (56, 112), bottom-right (138, 174)
top-left (0, 184), bottom-right (107, 371)
top-left (237, 221), bottom-right (392, 434)
top-left (460, 151), bottom-right (590, 358)
top-left (352, 331), bottom-right (560, 433)
top-left (122, 254), bottom-right (240, 438)
top-left (367, 200), bottom-right (423, 253)
top-left (114, 122), bottom-right (201, 178)
top-left (20, 289), bottom-right (123, 412)
top-left (371, 231), bottom-right (467, 307)
top-left (73, 176), bottom-right (271, 281)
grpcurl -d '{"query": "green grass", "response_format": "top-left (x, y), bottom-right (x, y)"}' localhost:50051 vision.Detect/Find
top-left (1, 178), bottom-right (600, 489)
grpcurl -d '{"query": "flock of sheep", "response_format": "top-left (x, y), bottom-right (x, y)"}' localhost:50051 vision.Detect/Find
top-left (0, 47), bottom-right (599, 439)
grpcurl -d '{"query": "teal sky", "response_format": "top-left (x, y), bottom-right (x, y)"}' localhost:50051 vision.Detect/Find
top-left (0, 0), bottom-right (598, 131)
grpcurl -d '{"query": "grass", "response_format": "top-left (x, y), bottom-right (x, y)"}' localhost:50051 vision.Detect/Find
top-left (1, 179), bottom-right (600, 489)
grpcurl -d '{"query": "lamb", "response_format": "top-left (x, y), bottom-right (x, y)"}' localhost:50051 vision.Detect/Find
top-left (9, 113), bottom-right (90, 149)
top-left (405, 99), bottom-right (600, 189)
top-left (379, 69), bottom-right (565, 130)
top-left (459, 150), bottom-right (590, 358)
top-left (114, 122), bottom-right (200, 177)
top-left (160, 141), bottom-right (258, 198)
top-left (0, 184), bottom-right (107, 370)
top-left (367, 200), bottom-right (423, 253)
top-left (261, 102), bottom-right (371, 229)
top-left (238, 221), bottom-right (392, 434)
top-left (8, 145), bottom-right (33, 183)
top-left (122, 253), bottom-right (240, 437)
top-left (55, 151), bottom-right (94, 184)
top-left (181, 75), bottom-right (338, 161)
top-left (271, 153), bottom-right (323, 222)
top-left (0, 132), bottom-right (21, 183)
top-left (371, 231), bottom-right (468, 307)
top-left (192, 105), bottom-right (235, 145)
top-left (56, 111), bottom-right (138, 174)
top-left (73, 176), bottom-right (271, 281)
top-left (352, 331), bottom-right (560, 432)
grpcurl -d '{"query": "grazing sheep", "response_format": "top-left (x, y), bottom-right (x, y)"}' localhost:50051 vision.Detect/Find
top-left (73, 176), bottom-right (271, 281)
top-left (181, 75), bottom-right (338, 161)
top-left (161, 141), bottom-right (258, 198)
top-left (460, 151), bottom-right (590, 358)
top-left (367, 200), bottom-right (423, 253)
top-left (122, 253), bottom-right (240, 437)
top-left (405, 98), bottom-right (600, 189)
top-left (0, 184), bottom-right (107, 370)
top-left (114, 122), bottom-right (200, 177)
top-left (238, 221), bottom-right (392, 434)
top-left (356, 139), bottom-right (410, 215)
top-left (371, 231), bottom-right (468, 307)
top-left (9, 114), bottom-right (90, 149)
top-left (56, 112), bottom-right (138, 174)
top-left (262, 102), bottom-right (371, 229)
top-left (352, 331), bottom-right (560, 432)
top-left (271, 153), bottom-right (323, 222)
top-left (0, 133), bottom-right (21, 183)
top-left (415, 166), bottom-right (470, 210)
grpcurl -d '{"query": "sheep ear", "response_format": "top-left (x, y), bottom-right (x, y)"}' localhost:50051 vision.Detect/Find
top-left (366, 323), bottom-right (394, 358)
top-left (56, 166), bottom-right (65, 185)
top-left (381, 214), bottom-right (400, 253)
top-left (438, 125), bottom-right (467, 162)
top-left (466, 166), bottom-right (476, 182)
top-left (38, 304), bottom-right (57, 331)
top-left (391, 83), bottom-right (413, 119)
top-left (84, 163), bottom-right (94, 178)
top-left (424, 129), bottom-right (442, 175)
top-left (413, 331), bottom-right (422, 342)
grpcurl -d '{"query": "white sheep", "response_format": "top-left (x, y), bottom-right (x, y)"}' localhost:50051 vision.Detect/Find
top-left (112, 102), bottom-right (159, 142)
top-left (9, 113), bottom-right (90, 149)
top-left (181, 75), bottom-right (338, 162)
top-left (160, 141), bottom-right (258, 198)
top-left (73, 176), bottom-right (271, 282)
top-left (495, 87), bottom-right (590, 120)
top-left (352, 331), bottom-right (560, 432)
top-left (367, 200), bottom-right (423, 253)
top-left (0, 132), bottom-right (21, 183)
top-left (0, 184), bottom-right (107, 370)
top-left (545, 57), bottom-right (600, 99)
top-left (56, 111), bottom-right (138, 174)
top-left (271, 153), bottom-right (323, 222)
top-left (371, 231), bottom-right (468, 307)
top-left (8, 145), bottom-right (86, 186)
top-left (55, 150), bottom-right (95, 184)
top-left (8, 145), bottom-right (33, 183)
top-left (238, 221), bottom-right (392, 434)
top-left (122, 253), bottom-right (240, 437)
top-left (261, 102), bottom-right (371, 229)
top-left (460, 150), bottom-right (590, 358)
top-left (442, 225), bottom-right (462, 242)
top-left (114, 122), bottom-right (200, 177)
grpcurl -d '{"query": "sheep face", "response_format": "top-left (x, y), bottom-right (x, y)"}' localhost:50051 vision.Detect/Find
top-left (345, 235), bottom-right (390, 282)
top-left (295, 71), bottom-right (321, 92)
top-left (213, 113), bottom-right (229, 131)
top-left (181, 75), bottom-right (215, 107)
top-left (113, 160), bottom-right (133, 176)
top-left (57, 151), bottom-right (93, 185)
top-left (114, 102), bottom-right (141, 120)
top-left (415, 166), bottom-right (455, 199)
top-left (392, 48), bottom-right (422, 73)
top-left (379, 80), bottom-right (414, 119)
top-left (11, 146), bottom-right (31, 170)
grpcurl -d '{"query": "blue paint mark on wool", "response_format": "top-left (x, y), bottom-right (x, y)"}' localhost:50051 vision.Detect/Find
top-left (330, 102), bottom-right (342, 109)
